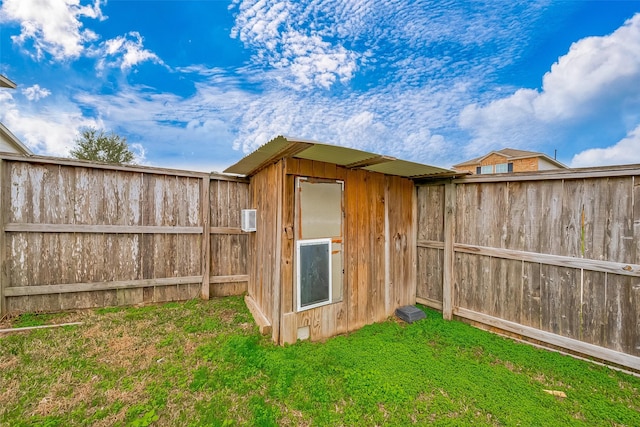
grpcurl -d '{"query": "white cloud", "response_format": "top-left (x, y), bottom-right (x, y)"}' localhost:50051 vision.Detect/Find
top-left (0, 1), bottom-right (576, 171)
top-left (129, 143), bottom-right (147, 165)
top-left (68, 78), bottom-right (250, 169)
top-left (230, 80), bottom-right (467, 166)
top-left (96, 32), bottom-right (164, 71)
top-left (1, 0), bottom-right (162, 73)
top-left (2, 0), bottom-right (559, 172)
top-left (571, 125), bottom-right (640, 167)
top-left (280, 32), bottom-right (358, 89)
top-left (230, 0), bottom-right (361, 89)
top-left (40, 62), bottom-right (466, 170)
top-left (459, 13), bottom-right (640, 157)
top-left (0, 92), bottom-right (101, 156)
top-left (229, 0), bottom-right (551, 90)
top-left (22, 84), bottom-right (51, 101)
top-left (0, 0), bottom-right (104, 60)
top-left (534, 13), bottom-right (640, 121)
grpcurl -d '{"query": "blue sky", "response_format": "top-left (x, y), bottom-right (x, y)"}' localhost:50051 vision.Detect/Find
top-left (1, 0), bottom-right (640, 172)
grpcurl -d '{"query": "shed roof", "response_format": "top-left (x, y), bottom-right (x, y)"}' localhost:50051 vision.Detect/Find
top-left (0, 75), bottom-right (17, 89)
top-left (224, 136), bottom-right (457, 179)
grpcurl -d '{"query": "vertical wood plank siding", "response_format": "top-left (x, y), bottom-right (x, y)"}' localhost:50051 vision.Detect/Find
top-left (0, 158), bottom-right (249, 314)
top-left (247, 161), bottom-right (282, 341)
top-left (273, 159), bottom-right (415, 344)
top-left (417, 173), bottom-right (640, 370)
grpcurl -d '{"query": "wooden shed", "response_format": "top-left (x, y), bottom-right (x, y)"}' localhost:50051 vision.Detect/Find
top-left (224, 136), bottom-right (455, 344)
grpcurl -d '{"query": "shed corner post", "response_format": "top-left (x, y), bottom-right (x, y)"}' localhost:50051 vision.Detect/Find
top-left (272, 161), bottom-right (284, 344)
top-left (442, 181), bottom-right (456, 320)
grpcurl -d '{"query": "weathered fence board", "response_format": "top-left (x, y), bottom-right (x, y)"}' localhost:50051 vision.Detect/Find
top-left (208, 179), bottom-right (250, 297)
top-left (417, 169), bottom-right (640, 371)
top-left (416, 247), bottom-right (442, 308)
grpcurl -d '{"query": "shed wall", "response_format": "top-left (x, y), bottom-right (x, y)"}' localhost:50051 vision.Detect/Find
top-left (274, 158), bottom-right (415, 344)
top-left (247, 161), bottom-right (283, 342)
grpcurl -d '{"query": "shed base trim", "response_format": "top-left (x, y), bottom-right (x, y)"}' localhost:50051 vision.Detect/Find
top-left (244, 295), bottom-right (272, 336)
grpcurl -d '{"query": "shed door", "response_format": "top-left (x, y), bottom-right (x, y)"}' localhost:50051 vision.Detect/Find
top-left (296, 177), bottom-right (344, 311)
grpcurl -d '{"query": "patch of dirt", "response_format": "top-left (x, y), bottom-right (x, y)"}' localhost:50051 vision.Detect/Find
top-left (104, 379), bottom-right (147, 404)
top-left (219, 309), bottom-right (237, 324)
top-left (182, 339), bottom-right (198, 355)
top-left (572, 411), bottom-right (586, 420)
top-left (277, 406), bottom-right (310, 426)
top-left (82, 324), bottom-right (106, 340)
top-left (0, 378), bottom-right (20, 406)
top-left (533, 372), bottom-right (547, 383)
top-left (238, 322), bottom-right (253, 331)
top-left (0, 355), bottom-right (19, 370)
top-left (31, 373), bottom-right (97, 417)
top-left (96, 333), bottom-right (159, 370)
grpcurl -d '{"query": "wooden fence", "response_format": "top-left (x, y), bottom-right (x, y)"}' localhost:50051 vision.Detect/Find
top-left (416, 165), bottom-right (640, 371)
top-left (3, 152), bottom-right (639, 372)
top-left (0, 154), bottom-right (250, 315)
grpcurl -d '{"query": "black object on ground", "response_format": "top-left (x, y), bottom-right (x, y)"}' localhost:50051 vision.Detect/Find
top-left (395, 305), bottom-right (426, 324)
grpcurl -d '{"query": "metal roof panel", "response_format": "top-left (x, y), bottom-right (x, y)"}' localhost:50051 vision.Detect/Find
top-left (364, 159), bottom-right (453, 178)
top-left (224, 136), bottom-right (456, 179)
top-left (0, 75), bottom-right (16, 89)
top-left (293, 143), bottom-right (380, 166)
top-left (223, 136), bottom-right (300, 175)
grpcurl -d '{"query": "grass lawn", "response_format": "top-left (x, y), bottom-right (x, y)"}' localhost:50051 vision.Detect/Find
top-left (1, 296), bottom-right (639, 426)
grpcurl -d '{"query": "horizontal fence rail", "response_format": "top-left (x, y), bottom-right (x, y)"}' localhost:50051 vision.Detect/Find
top-left (417, 241), bottom-right (640, 278)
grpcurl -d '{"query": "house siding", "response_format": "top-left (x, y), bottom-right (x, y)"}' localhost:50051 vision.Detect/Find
top-left (512, 157), bottom-right (539, 172)
top-left (455, 155), bottom-right (545, 175)
top-left (0, 137), bottom-right (22, 154)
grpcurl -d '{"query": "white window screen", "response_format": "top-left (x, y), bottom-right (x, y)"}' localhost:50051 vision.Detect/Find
top-left (296, 239), bottom-right (332, 311)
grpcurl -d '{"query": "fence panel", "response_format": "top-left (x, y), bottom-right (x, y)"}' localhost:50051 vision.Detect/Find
top-left (417, 169), bottom-right (640, 371)
top-left (0, 156), bottom-right (249, 314)
top-left (416, 184), bottom-right (445, 307)
top-left (209, 179), bottom-right (250, 297)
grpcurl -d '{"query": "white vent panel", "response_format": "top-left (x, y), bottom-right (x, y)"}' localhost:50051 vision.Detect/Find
top-left (241, 209), bottom-right (256, 232)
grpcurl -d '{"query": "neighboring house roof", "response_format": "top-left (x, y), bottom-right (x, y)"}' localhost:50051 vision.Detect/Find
top-left (224, 135), bottom-right (459, 179)
top-left (0, 75), bottom-right (17, 89)
top-left (0, 122), bottom-right (33, 156)
top-left (452, 148), bottom-right (567, 169)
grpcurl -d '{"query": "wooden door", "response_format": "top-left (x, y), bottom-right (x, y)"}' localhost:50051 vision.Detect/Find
top-left (295, 177), bottom-right (344, 311)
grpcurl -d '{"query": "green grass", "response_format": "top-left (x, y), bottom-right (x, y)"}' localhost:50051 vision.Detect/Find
top-left (1, 296), bottom-right (638, 426)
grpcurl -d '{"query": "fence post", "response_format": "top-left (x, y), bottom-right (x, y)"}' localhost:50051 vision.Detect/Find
top-left (0, 159), bottom-right (6, 317)
top-left (442, 181), bottom-right (456, 320)
top-left (200, 175), bottom-right (211, 300)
